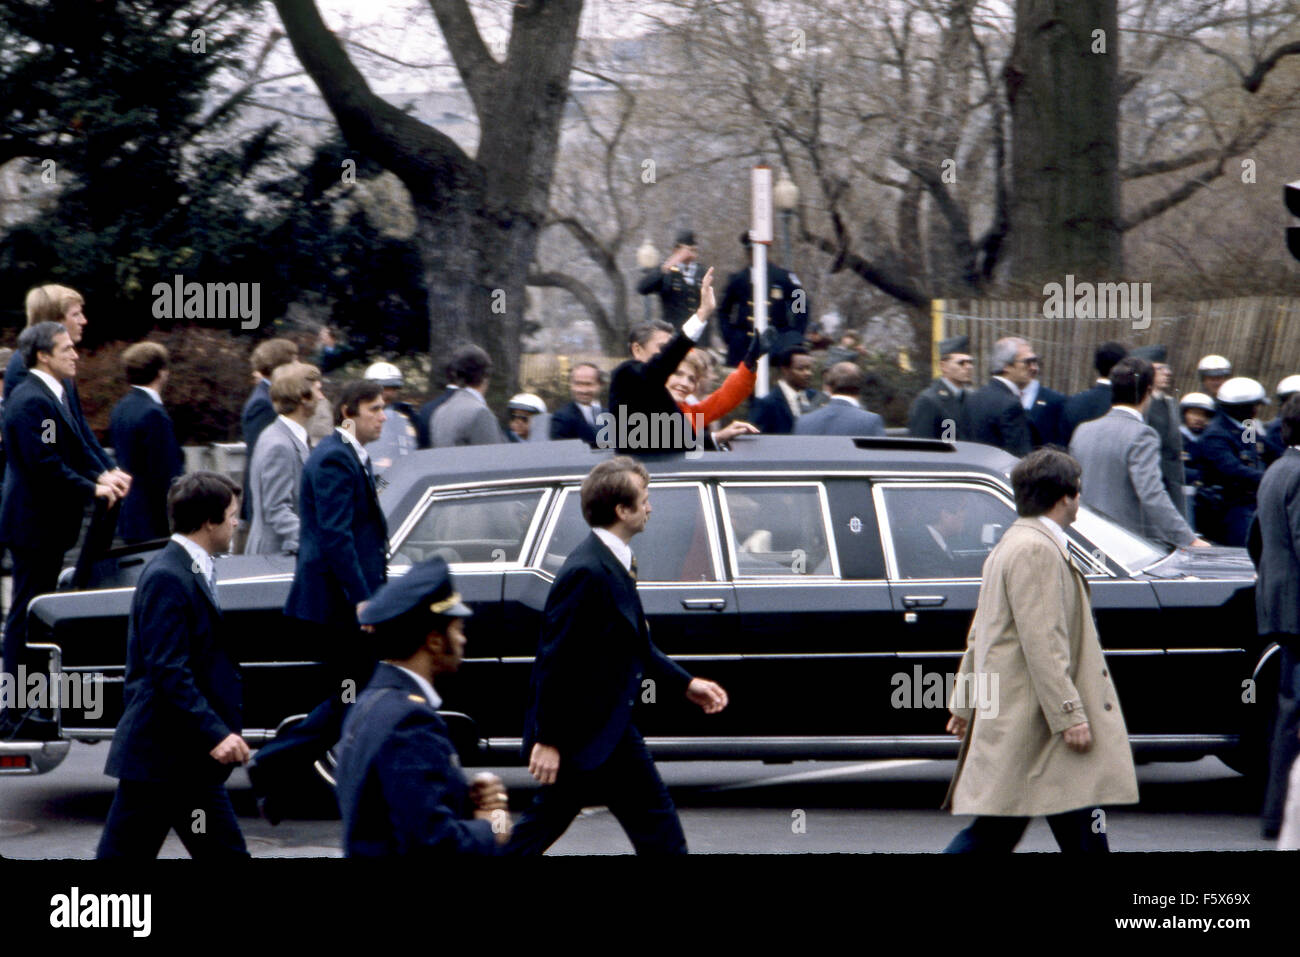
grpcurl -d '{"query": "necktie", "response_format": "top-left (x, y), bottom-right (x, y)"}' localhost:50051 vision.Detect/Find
top-left (582, 403), bottom-right (596, 427)
top-left (629, 555), bottom-right (638, 581)
top-left (207, 567), bottom-right (221, 610)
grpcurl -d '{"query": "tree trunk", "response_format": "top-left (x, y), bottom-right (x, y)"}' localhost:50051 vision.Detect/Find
top-left (273, 0), bottom-right (584, 407)
top-left (1006, 0), bottom-right (1121, 283)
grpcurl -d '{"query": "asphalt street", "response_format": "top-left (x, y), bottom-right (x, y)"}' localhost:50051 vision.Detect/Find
top-left (0, 743), bottom-right (1280, 857)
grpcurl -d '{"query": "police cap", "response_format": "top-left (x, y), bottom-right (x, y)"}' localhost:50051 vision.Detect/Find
top-left (1277, 375), bottom-right (1300, 399)
top-left (1197, 354), bottom-right (1232, 376)
top-left (1215, 377), bottom-right (1266, 406)
top-left (359, 557), bottom-right (472, 628)
top-left (1179, 392), bottom-right (1216, 412)
top-left (938, 335), bottom-right (970, 358)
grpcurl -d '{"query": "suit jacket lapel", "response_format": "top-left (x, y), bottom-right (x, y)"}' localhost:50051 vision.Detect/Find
top-left (29, 373), bottom-right (79, 436)
top-left (588, 534), bottom-right (642, 636)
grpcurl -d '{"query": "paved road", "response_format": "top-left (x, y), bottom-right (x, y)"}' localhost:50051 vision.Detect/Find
top-left (0, 744), bottom-right (1278, 857)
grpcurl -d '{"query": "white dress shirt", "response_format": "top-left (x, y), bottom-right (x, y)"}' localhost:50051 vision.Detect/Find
top-left (336, 425), bottom-right (370, 467)
top-left (133, 384), bottom-right (163, 405)
top-left (277, 414), bottom-right (309, 451)
top-left (1036, 515), bottom-right (1070, 552)
top-left (29, 368), bottom-right (65, 406)
top-left (992, 375), bottom-right (1021, 400)
top-left (592, 526), bottom-right (633, 573)
top-left (170, 533), bottom-right (216, 597)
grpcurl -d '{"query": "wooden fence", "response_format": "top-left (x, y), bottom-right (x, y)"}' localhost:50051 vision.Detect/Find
top-left (937, 296), bottom-right (1300, 403)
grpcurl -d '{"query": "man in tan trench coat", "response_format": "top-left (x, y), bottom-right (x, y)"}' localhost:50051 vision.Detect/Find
top-left (942, 447), bottom-right (1139, 852)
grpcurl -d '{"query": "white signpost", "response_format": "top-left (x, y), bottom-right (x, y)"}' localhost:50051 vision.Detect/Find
top-left (750, 165), bottom-right (773, 396)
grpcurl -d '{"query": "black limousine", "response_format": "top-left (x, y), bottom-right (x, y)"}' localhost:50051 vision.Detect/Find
top-left (2, 436), bottom-right (1276, 784)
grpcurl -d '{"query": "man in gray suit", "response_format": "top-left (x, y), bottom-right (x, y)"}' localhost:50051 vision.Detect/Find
top-left (1069, 357), bottom-right (1208, 549)
top-left (246, 362), bottom-right (323, 555)
top-left (431, 345), bottom-right (503, 448)
top-left (794, 362), bottom-right (886, 437)
top-left (1250, 394), bottom-right (1300, 838)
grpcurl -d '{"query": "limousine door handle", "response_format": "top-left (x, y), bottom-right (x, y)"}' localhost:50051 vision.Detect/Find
top-left (901, 595), bottom-right (947, 609)
top-left (681, 598), bottom-right (727, 612)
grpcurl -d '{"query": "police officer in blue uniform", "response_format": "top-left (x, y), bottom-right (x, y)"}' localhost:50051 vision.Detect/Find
top-left (1197, 377), bottom-right (1268, 546)
top-left (1263, 375), bottom-right (1300, 466)
top-left (1179, 392), bottom-right (1215, 524)
top-left (333, 557), bottom-right (510, 856)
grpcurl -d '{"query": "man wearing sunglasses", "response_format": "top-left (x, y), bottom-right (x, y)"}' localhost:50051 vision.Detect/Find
top-left (967, 337), bottom-right (1035, 457)
top-left (909, 334), bottom-right (972, 440)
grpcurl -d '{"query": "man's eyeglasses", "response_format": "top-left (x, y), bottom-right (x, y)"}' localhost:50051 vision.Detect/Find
top-left (1014, 356), bottom-right (1040, 366)
top-left (950, 358), bottom-right (974, 366)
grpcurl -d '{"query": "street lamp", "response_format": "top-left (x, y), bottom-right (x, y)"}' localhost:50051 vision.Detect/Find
top-left (773, 172), bottom-right (799, 265)
top-left (636, 238), bottom-right (659, 321)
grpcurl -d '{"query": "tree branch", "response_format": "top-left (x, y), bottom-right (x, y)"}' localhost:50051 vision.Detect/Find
top-left (425, 0), bottom-right (500, 117)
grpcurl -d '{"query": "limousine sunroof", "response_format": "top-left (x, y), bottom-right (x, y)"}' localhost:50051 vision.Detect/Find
top-left (852, 436), bottom-right (957, 453)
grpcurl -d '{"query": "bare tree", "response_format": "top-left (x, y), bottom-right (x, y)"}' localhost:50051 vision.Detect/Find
top-left (272, 0), bottom-right (585, 398)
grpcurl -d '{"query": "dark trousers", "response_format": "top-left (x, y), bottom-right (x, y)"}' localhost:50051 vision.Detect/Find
top-left (96, 778), bottom-right (250, 860)
top-left (1263, 643), bottom-right (1300, 833)
top-left (250, 623), bottom-right (375, 792)
top-left (504, 728), bottom-right (687, 856)
top-left (943, 807), bottom-right (1110, 853)
top-left (1, 546), bottom-right (65, 701)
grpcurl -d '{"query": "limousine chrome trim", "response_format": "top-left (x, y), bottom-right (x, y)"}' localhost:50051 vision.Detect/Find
top-left (532, 481), bottom-right (724, 583)
top-left (389, 485), bottom-right (554, 569)
top-left (717, 481), bottom-right (842, 580)
top-left (478, 733), bottom-right (1236, 758)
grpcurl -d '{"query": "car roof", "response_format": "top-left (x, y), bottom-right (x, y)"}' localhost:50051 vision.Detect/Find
top-left (379, 437), bottom-right (1019, 502)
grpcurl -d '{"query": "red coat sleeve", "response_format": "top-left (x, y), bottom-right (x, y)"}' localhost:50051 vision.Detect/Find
top-left (678, 364), bottom-right (757, 429)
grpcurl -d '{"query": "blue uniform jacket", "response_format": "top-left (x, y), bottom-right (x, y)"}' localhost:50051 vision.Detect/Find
top-left (1198, 410), bottom-right (1265, 503)
top-left (284, 430), bottom-right (388, 628)
top-left (105, 540), bottom-right (242, 783)
top-left (335, 663), bottom-right (497, 857)
top-left (523, 532), bottom-right (692, 770)
top-left (110, 388), bottom-right (185, 542)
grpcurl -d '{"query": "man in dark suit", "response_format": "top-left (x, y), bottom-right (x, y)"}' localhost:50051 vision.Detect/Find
top-left (909, 335), bottom-right (973, 440)
top-left (0, 323), bottom-right (125, 739)
top-left (1132, 344), bottom-right (1187, 515)
top-left (965, 337), bottom-right (1035, 457)
top-left (1251, 395), bottom-right (1300, 839)
top-left (336, 558), bottom-right (510, 856)
top-left (96, 471), bottom-right (249, 859)
top-left (795, 362), bottom-right (886, 436)
top-left (636, 229), bottom-right (708, 330)
top-left (749, 345), bottom-right (825, 435)
top-left (110, 342), bottom-right (186, 544)
top-left (247, 380), bottom-right (389, 818)
top-left (716, 233), bottom-right (809, 366)
top-left (550, 362), bottom-right (604, 445)
top-left (1020, 350), bottom-right (1067, 449)
top-left (1063, 341), bottom-right (1128, 441)
top-left (506, 458), bottom-right (729, 855)
top-left (607, 269), bottom-right (717, 455)
top-left (236, 338), bottom-right (298, 551)
top-left (6, 285), bottom-right (125, 485)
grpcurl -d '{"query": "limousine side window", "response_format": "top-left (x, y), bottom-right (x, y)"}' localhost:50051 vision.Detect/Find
top-left (538, 483), bottom-right (718, 582)
top-left (880, 485), bottom-right (1016, 580)
top-left (391, 488), bottom-right (546, 566)
top-left (719, 483), bottom-right (836, 577)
